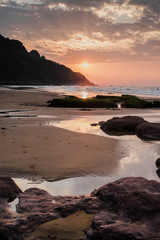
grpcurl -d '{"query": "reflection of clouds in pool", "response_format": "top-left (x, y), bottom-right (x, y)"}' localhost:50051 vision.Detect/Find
top-left (51, 118), bottom-right (101, 135)
top-left (13, 176), bottom-right (114, 196)
top-left (50, 113), bottom-right (160, 140)
top-left (13, 139), bottom-right (159, 196)
top-left (119, 139), bottom-right (159, 180)
top-left (13, 112), bottom-right (160, 196)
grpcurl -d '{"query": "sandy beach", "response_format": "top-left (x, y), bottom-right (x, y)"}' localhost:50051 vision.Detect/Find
top-left (0, 87), bottom-right (158, 182)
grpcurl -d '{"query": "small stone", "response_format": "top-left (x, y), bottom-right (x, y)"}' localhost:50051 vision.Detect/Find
top-left (79, 108), bottom-right (92, 111)
top-left (91, 123), bottom-right (98, 126)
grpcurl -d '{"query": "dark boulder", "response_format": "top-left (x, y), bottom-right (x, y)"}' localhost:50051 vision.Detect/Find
top-left (100, 116), bottom-right (146, 135)
top-left (135, 122), bottom-right (160, 140)
top-left (156, 168), bottom-right (160, 178)
top-left (156, 158), bottom-right (160, 168)
top-left (0, 176), bottom-right (22, 202)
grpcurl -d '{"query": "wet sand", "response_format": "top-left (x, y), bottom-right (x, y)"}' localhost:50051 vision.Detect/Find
top-left (0, 87), bottom-right (157, 181)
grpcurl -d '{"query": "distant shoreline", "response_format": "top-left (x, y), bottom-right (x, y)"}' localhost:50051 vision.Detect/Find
top-left (1, 85), bottom-right (160, 101)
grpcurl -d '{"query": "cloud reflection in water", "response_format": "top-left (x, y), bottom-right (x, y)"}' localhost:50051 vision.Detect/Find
top-left (13, 113), bottom-right (160, 196)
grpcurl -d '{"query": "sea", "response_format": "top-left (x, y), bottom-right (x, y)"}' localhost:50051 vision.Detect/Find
top-left (46, 85), bottom-right (160, 97)
top-left (7, 85), bottom-right (160, 98)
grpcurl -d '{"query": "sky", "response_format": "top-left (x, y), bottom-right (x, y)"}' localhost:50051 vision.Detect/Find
top-left (0, 0), bottom-right (160, 86)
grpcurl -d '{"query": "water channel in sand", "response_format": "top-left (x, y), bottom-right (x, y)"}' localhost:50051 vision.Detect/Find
top-left (12, 111), bottom-right (160, 199)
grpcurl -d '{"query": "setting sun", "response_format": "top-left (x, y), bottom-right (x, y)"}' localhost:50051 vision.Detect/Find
top-left (82, 62), bottom-right (88, 67)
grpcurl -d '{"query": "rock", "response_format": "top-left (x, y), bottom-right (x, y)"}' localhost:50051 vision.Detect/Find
top-left (0, 232), bottom-right (9, 240)
top-left (156, 158), bottom-right (160, 168)
top-left (25, 211), bottom-right (94, 240)
top-left (85, 177), bottom-right (160, 240)
top-left (0, 176), bottom-right (22, 202)
top-left (90, 123), bottom-right (98, 126)
top-left (100, 116), bottom-right (146, 135)
top-left (98, 121), bottom-right (105, 127)
top-left (0, 177), bottom-right (22, 239)
top-left (80, 109), bottom-right (92, 111)
top-left (1, 177), bottom-right (160, 240)
top-left (135, 122), bottom-right (160, 140)
top-left (93, 177), bottom-right (160, 220)
top-left (156, 168), bottom-right (160, 178)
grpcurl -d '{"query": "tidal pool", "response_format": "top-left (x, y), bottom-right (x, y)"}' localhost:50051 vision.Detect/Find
top-left (13, 111), bottom-right (160, 197)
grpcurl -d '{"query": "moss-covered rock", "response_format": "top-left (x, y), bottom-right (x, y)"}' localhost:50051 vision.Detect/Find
top-left (152, 101), bottom-right (160, 108)
top-left (48, 95), bottom-right (159, 109)
top-left (121, 95), bottom-right (152, 108)
top-left (48, 97), bottom-right (117, 108)
top-left (96, 94), bottom-right (153, 108)
top-left (25, 211), bottom-right (94, 240)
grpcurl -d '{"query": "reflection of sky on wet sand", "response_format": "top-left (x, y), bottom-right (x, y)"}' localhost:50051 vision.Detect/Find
top-left (13, 139), bottom-right (159, 196)
top-left (13, 112), bottom-right (160, 196)
top-left (49, 112), bottom-right (160, 140)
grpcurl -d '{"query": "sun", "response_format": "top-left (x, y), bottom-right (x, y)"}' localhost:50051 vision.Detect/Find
top-left (82, 62), bottom-right (88, 67)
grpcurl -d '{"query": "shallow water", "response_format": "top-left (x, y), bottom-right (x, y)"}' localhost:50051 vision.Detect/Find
top-left (48, 111), bottom-right (160, 140)
top-left (12, 111), bottom-right (160, 197)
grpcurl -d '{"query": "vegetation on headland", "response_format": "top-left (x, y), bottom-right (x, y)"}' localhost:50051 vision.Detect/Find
top-left (48, 94), bottom-right (160, 108)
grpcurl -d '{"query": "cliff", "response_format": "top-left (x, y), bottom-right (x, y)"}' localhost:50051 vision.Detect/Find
top-left (0, 35), bottom-right (94, 86)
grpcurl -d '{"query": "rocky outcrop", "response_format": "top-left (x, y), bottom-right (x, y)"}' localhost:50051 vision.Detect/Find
top-left (99, 115), bottom-right (160, 141)
top-left (0, 176), bottom-right (21, 202)
top-left (0, 177), bottom-right (22, 239)
top-left (0, 177), bottom-right (160, 240)
top-left (135, 122), bottom-right (160, 140)
top-left (100, 116), bottom-right (146, 135)
top-left (0, 34), bottom-right (94, 86)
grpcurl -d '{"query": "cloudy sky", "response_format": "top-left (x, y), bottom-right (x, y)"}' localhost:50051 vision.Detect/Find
top-left (0, 0), bottom-right (160, 85)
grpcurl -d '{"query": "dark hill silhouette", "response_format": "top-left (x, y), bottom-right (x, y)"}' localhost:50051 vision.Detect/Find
top-left (0, 35), bottom-right (94, 86)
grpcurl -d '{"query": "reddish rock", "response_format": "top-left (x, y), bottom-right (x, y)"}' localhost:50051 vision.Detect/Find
top-left (0, 176), bottom-right (22, 202)
top-left (1, 177), bottom-right (160, 240)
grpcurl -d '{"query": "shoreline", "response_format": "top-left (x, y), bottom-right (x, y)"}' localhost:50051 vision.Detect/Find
top-left (0, 87), bottom-right (159, 183)
top-left (1, 85), bottom-right (160, 100)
